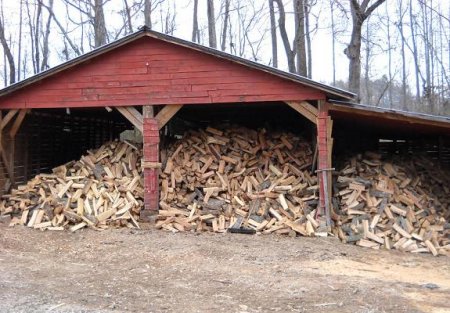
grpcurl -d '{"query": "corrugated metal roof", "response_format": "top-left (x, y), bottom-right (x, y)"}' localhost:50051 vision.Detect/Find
top-left (0, 27), bottom-right (356, 102)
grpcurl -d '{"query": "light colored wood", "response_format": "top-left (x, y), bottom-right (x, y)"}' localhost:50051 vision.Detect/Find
top-left (116, 106), bottom-right (143, 132)
top-left (1, 141), bottom-right (143, 231)
top-left (155, 104), bottom-right (184, 130)
top-left (285, 101), bottom-right (318, 125)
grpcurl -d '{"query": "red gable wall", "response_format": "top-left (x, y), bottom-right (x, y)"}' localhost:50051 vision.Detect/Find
top-left (0, 37), bottom-right (325, 109)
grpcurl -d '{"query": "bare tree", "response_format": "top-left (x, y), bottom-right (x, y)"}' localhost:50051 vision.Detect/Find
top-left (409, 0), bottom-right (421, 100)
top-left (144, 0), bottom-right (152, 28)
top-left (17, 0), bottom-right (23, 80)
top-left (396, 0), bottom-right (408, 109)
top-left (41, 0), bottom-right (54, 71)
top-left (344, 0), bottom-right (386, 96)
top-left (273, 0), bottom-right (296, 72)
top-left (268, 0), bottom-right (278, 67)
top-left (0, 1), bottom-right (15, 84)
top-left (329, 0), bottom-right (336, 84)
top-left (192, 0), bottom-right (199, 42)
top-left (123, 0), bottom-right (133, 33)
top-left (294, 0), bottom-right (307, 76)
top-left (220, 0), bottom-right (230, 51)
top-left (207, 0), bottom-right (217, 48)
top-left (93, 0), bottom-right (107, 47)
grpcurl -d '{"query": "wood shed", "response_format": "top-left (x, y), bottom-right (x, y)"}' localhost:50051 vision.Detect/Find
top-left (0, 27), bottom-right (448, 223)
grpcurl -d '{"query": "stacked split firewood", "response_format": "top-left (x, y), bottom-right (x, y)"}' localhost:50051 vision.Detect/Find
top-left (333, 152), bottom-right (450, 256)
top-left (156, 126), bottom-right (324, 236)
top-left (0, 141), bottom-right (143, 231)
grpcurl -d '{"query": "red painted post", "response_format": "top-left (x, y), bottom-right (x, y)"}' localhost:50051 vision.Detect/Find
top-left (317, 101), bottom-right (329, 218)
top-left (142, 117), bottom-right (160, 212)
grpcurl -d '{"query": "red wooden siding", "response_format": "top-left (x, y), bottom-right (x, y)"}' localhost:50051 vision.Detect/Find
top-left (0, 37), bottom-right (325, 109)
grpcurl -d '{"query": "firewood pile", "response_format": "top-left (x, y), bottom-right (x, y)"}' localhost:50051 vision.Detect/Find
top-left (156, 126), bottom-right (324, 236)
top-left (1, 141), bottom-right (143, 231)
top-left (333, 152), bottom-right (450, 256)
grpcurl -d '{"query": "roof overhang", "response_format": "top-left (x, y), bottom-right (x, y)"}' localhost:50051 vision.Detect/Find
top-left (0, 27), bottom-right (356, 103)
top-left (329, 101), bottom-right (450, 134)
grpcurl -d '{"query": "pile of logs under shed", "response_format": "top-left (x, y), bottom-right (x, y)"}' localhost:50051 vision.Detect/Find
top-left (1, 141), bottom-right (143, 231)
top-left (1, 124), bottom-right (449, 257)
top-left (333, 152), bottom-right (450, 256)
top-left (157, 126), bottom-right (323, 236)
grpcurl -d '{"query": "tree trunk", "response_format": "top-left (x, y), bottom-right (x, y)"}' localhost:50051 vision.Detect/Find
top-left (294, 0), bottom-right (307, 76)
top-left (191, 0), bottom-right (199, 42)
top-left (41, 0), bottom-right (54, 71)
top-left (273, 0), bottom-right (296, 73)
top-left (364, 20), bottom-right (370, 104)
top-left (397, 0), bottom-right (407, 110)
top-left (409, 0), bottom-right (421, 100)
top-left (34, 1), bottom-right (42, 74)
top-left (220, 0), bottom-right (230, 51)
top-left (144, 0), bottom-right (152, 28)
top-left (17, 0), bottom-right (23, 81)
top-left (94, 0), bottom-right (107, 47)
top-left (346, 19), bottom-right (363, 95)
top-left (385, 1), bottom-right (393, 108)
top-left (345, 0), bottom-right (386, 97)
top-left (268, 0), bottom-right (278, 68)
top-left (304, 0), bottom-right (312, 78)
top-left (207, 0), bottom-right (217, 48)
top-left (329, 0), bottom-right (336, 84)
top-left (0, 11), bottom-right (15, 84)
top-left (123, 0), bottom-right (133, 33)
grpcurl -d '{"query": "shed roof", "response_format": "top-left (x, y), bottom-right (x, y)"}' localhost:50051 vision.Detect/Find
top-left (329, 101), bottom-right (450, 134)
top-left (0, 27), bottom-right (355, 104)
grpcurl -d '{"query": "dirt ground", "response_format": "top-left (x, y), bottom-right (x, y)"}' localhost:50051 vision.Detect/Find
top-left (0, 223), bottom-right (449, 313)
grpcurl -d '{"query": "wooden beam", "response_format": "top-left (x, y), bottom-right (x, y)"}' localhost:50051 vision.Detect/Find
top-left (0, 109), bottom-right (18, 130)
top-left (155, 104), bottom-right (183, 130)
top-left (0, 141), bottom-right (13, 185)
top-left (285, 101), bottom-right (317, 125)
top-left (9, 109), bottom-right (28, 138)
top-left (116, 106), bottom-right (143, 132)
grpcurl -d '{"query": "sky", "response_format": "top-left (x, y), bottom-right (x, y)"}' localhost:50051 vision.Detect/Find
top-left (1, 0), bottom-right (449, 94)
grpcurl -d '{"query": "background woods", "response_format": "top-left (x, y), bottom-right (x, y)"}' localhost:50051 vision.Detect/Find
top-left (0, 0), bottom-right (448, 116)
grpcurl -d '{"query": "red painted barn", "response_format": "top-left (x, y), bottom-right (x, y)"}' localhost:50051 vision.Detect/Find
top-left (1, 27), bottom-right (448, 223)
top-left (0, 27), bottom-right (356, 220)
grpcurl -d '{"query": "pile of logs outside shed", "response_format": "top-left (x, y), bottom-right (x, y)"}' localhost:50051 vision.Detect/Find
top-left (0, 141), bottom-right (143, 231)
top-left (1, 125), bottom-right (449, 257)
top-left (333, 153), bottom-right (450, 256)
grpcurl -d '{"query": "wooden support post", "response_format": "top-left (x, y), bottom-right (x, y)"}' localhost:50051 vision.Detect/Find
top-left (0, 109), bottom-right (28, 188)
top-left (142, 105), bottom-right (160, 216)
top-left (316, 100), bottom-right (332, 226)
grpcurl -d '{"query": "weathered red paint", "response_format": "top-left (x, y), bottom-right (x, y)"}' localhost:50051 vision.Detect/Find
top-left (317, 103), bottom-right (330, 215)
top-left (143, 118), bottom-right (159, 211)
top-left (0, 37), bottom-right (325, 109)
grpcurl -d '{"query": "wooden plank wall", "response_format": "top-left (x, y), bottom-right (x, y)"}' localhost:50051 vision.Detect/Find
top-left (0, 111), bottom-right (128, 192)
top-left (0, 37), bottom-right (324, 109)
top-left (378, 136), bottom-right (450, 168)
